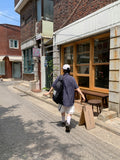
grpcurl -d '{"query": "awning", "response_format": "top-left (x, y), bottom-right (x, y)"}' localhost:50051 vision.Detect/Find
top-left (8, 56), bottom-right (22, 62)
top-left (0, 56), bottom-right (22, 62)
top-left (0, 56), bottom-right (5, 61)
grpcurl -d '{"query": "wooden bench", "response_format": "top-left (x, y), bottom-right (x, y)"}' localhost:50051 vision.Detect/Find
top-left (81, 89), bottom-right (108, 109)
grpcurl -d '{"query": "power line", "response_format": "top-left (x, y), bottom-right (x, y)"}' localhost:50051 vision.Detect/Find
top-left (0, 12), bottom-right (19, 22)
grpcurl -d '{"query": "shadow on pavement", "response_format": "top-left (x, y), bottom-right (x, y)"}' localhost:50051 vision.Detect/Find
top-left (50, 118), bottom-right (78, 129)
top-left (0, 105), bottom-right (83, 160)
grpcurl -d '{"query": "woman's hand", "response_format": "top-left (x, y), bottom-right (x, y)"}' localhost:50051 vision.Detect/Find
top-left (82, 96), bottom-right (86, 102)
top-left (43, 92), bottom-right (50, 96)
top-left (43, 87), bottom-right (53, 97)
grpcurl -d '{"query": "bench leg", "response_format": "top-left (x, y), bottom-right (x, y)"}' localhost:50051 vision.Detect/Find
top-left (99, 104), bottom-right (102, 113)
top-left (97, 105), bottom-right (99, 113)
top-left (102, 98), bottom-right (108, 108)
top-left (92, 105), bottom-right (93, 111)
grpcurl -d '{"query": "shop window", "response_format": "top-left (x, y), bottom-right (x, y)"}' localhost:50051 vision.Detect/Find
top-left (23, 48), bottom-right (34, 73)
top-left (62, 33), bottom-right (109, 92)
top-left (78, 77), bottom-right (89, 88)
top-left (77, 65), bottom-right (89, 74)
top-left (64, 46), bottom-right (73, 72)
top-left (95, 65), bottom-right (109, 89)
top-left (0, 61), bottom-right (5, 75)
top-left (77, 43), bottom-right (90, 73)
top-left (94, 38), bottom-right (109, 63)
top-left (76, 42), bottom-right (90, 88)
top-left (94, 38), bottom-right (109, 89)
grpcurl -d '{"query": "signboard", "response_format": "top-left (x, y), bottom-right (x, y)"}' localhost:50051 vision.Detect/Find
top-left (33, 48), bottom-right (41, 57)
top-left (79, 105), bottom-right (95, 130)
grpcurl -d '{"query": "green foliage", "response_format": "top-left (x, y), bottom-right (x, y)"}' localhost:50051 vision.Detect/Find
top-left (44, 59), bottom-right (59, 91)
top-left (42, 87), bottom-right (50, 91)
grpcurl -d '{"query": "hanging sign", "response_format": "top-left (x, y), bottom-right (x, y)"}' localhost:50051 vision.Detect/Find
top-left (33, 48), bottom-right (41, 57)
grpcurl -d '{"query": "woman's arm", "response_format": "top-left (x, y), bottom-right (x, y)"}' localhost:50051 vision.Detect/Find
top-left (76, 87), bottom-right (85, 101)
top-left (43, 87), bottom-right (54, 96)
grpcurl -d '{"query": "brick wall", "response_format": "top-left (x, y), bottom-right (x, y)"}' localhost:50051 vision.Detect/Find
top-left (20, 0), bottom-right (36, 43)
top-left (7, 25), bottom-right (21, 56)
top-left (21, 20), bottom-right (35, 42)
top-left (54, 0), bottom-right (117, 31)
top-left (0, 24), bottom-right (21, 56)
top-left (0, 24), bottom-right (21, 78)
top-left (36, 21), bottom-right (42, 34)
top-left (0, 25), bottom-right (7, 55)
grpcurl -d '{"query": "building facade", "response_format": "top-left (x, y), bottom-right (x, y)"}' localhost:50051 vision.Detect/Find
top-left (14, 0), bottom-right (53, 90)
top-left (53, 0), bottom-right (120, 117)
top-left (0, 24), bottom-right (22, 79)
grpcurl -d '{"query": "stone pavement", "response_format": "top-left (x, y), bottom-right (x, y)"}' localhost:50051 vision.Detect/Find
top-left (5, 79), bottom-right (120, 136)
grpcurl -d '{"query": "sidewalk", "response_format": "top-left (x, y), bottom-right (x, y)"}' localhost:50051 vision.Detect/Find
top-left (13, 80), bottom-right (120, 136)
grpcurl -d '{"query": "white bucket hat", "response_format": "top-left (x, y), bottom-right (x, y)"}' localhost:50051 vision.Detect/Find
top-left (63, 64), bottom-right (70, 70)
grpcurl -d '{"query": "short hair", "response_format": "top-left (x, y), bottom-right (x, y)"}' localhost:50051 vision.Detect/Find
top-left (63, 68), bottom-right (70, 74)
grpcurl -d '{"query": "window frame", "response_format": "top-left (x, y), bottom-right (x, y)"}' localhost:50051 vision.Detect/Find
top-left (61, 33), bottom-right (109, 93)
top-left (92, 34), bottom-right (110, 92)
top-left (63, 45), bottom-right (74, 73)
top-left (9, 39), bottom-right (19, 49)
top-left (76, 40), bottom-right (90, 88)
top-left (23, 48), bottom-right (34, 74)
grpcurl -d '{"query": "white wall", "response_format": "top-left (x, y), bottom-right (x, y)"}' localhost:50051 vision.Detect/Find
top-left (41, 56), bottom-right (46, 90)
top-left (21, 37), bottom-right (36, 50)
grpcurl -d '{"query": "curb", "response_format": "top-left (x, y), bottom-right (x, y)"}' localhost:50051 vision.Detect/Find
top-left (14, 86), bottom-right (120, 136)
top-left (95, 119), bottom-right (120, 136)
top-left (13, 86), bottom-right (58, 107)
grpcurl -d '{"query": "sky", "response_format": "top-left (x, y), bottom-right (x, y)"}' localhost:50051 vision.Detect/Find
top-left (0, 0), bottom-right (20, 26)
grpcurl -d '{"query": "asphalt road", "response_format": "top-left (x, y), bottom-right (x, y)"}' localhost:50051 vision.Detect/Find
top-left (0, 81), bottom-right (120, 160)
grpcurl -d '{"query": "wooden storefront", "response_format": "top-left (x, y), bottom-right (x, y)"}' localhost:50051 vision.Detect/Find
top-left (61, 32), bottom-right (110, 96)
